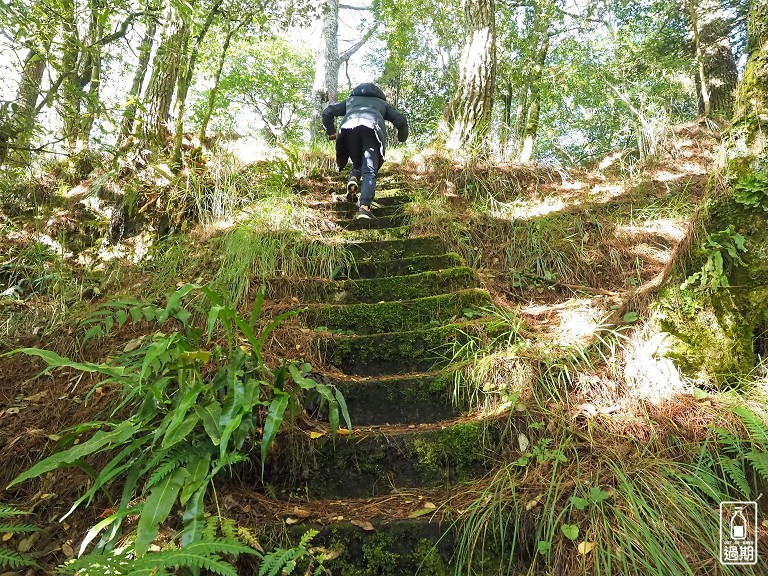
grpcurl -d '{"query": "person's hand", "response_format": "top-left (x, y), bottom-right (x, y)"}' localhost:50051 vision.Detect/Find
top-left (328, 133), bottom-right (337, 141)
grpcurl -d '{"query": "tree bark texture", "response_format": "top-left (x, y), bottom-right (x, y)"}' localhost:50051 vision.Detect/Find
top-left (312, 0), bottom-right (339, 138)
top-left (517, 24), bottom-right (549, 162)
top-left (119, 17), bottom-right (157, 142)
top-left (446, 0), bottom-right (496, 152)
top-left (171, 0), bottom-right (223, 168)
top-left (0, 47), bottom-right (46, 165)
top-left (688, 0), bottom-right (738, 118)
top-left (199, 21), bottom-right (242, 145)
top-left (60, 0), bottom-right (81, 149)
top-left (140, 5), bottom-right (188, 150)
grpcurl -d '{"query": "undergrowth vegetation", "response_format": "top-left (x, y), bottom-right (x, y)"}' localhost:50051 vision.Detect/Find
top-left (3, 284), bottom-right (350, 572)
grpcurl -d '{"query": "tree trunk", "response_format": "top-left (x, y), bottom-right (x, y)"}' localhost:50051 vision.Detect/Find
top-left (0, 46), bottom-right (46, 165)
top-left (171, 0), bottom-right (222, 169)
top-left (78, 0), bottom-right (107, 150)
top-left (517, 27), bottom-right (549, 162)
top-left (60, 0), bottom-right (81, 150)
top-left (199, 21), bottom-right (242, 146)
top-left (139, 5), bottom-right (187, 150)
top-left (688, 0), bottom-right (711, 117)
top-left (312, 0), bottom-right (340, 139)
top-left (445, 0), bottom-right (496, 152)
top-left (697, 0), bottom-right (738, 118)
top-left (119, 17), bottom-right (157, 142)
top-left (659, 0), bottom-right (768, 387)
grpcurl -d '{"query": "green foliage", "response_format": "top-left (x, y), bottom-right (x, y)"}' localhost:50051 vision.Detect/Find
top-left (733, 172), bottom-right (768, 211)
top-left (259, 529), bottom-right (330, 576)
top-left (0, 505), bottom-right (38, 570)
top-left (57, 538), bottom-right (256, 576)
top-left (197, 34), bottom-right (314, 143)
top-left (6, 284), bottom-right (350, 562)
top-left (681, 225), bottom-right (747, 293)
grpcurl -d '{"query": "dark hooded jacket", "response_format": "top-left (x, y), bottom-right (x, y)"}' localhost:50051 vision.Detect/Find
top-left (322, 83), bottom-right (409, 170)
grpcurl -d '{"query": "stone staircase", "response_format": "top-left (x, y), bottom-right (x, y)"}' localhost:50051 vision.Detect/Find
top-left (252, 177), bottom-right (510, 573)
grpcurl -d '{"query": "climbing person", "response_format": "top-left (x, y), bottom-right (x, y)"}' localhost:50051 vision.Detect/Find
top-left (322, 83), bottom-right (409, 220)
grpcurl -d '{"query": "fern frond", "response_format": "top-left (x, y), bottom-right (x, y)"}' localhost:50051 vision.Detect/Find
top-left (203, 516), bottom-right (219, 541)
top-left (0, 546), bottom-right (36, 569)
top-left (746, 450), bottom-right (768, 483)
top-left (718, 456), bottom-right (751, 498)
top-left (144, 445), bottom-right (195, 490)
top-left (237, 526), bottom-right (263, 552)
top-left (219, 517), bottom-right (237, 541)
top-left (260, 547), bottom-right (300, 576)
top-left (731, 406), bottom-right (768, 446)
top-left (0, 523), bottom-right (39, 533)
top-left (0, 505), bottom-right (29, 519)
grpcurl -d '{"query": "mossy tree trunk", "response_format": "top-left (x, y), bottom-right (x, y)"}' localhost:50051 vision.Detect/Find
top-left (659, 0), bottom-right (768, 386)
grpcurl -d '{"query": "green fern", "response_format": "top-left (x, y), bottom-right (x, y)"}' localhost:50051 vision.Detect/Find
top-left (58, 538), bottom-right (258, 575)
top-left (0, 505), bottom-right (38, 570)
top-left (259, 529), bottom-right (320, 576)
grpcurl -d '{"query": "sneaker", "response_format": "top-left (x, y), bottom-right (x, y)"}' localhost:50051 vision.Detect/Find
top-left (355, 206), bottom-right (375, 220)
top-left (346, 177), bottom-right (359, 203)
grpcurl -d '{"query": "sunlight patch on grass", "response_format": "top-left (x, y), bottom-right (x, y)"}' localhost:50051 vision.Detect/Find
top-left (623, 330), bottom-right (688, 402)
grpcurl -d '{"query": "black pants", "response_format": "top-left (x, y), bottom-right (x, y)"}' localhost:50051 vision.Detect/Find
top-left (341, 125), bottom-right (382, 207)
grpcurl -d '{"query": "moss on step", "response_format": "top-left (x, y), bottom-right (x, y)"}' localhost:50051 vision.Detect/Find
top-left (271, 266), bottom-right (476, 305)
top-left (658, 194), bottom-right (768, 386)
top-left (347, 235), bottom-right (448, 260)
top-left (340, 214), bottom-right (408, 231)
top-left (320, 321), bottom-right (479, 375)
top-left (349, 252), bottom-right (465, 279)
top-left (342, 224), bottom-right (411, 241)
top-left (331, 370), bottom-right (462, 425)
top-left (303, 289), bottom-right (491, 334)
top-left (279, 418), bottom-right (501, 498)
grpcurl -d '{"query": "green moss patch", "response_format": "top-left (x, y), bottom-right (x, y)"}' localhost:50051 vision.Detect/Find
top-left (290, 419), bottom-right (501, 498)
top-left (349, 252), bottom-right (465, 279)
top-left (303, 289), bottom-right (491, 334)
top-left (273, 266), bottom-right (476, 305)
top-left (347, 236), bottom-right (448, 260)
top-left (319, 321), bottom-right (481, 375)
top-left (330, 370), bottom-right (462, 425)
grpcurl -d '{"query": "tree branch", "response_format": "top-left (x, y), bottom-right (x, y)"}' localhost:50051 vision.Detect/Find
top-left (339, 3), bottom-right (371, 10)
top-left (339, 22), bottom-right (379, 63)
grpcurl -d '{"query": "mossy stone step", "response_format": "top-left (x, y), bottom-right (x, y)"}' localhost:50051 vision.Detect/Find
top-left (282, 519), bottom-right (528, 576)
top-left (303, 289), bottom-right (491, 334)
top-left (329, 370), bottom-right (463, 425)
top-left (274, 267), bottom-right (476, 306)
top-left (328, 204), bottom-right (403, 219)
top-left (264, 418), bottom-right (502, 498)
top-left (341, 225), bottom-right (411, 241)
top-left (319, 320), bottom-right (482, 375)
top-left (339, 213), bottom-right (408, 231)
top-left (315, 195), bottom-right (412, 212)
top-left (350, 253), bottom-right (465, 279)
top-left (346, 235), bottom-right (448, 261)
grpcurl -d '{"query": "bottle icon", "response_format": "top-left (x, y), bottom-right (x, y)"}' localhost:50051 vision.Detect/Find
top-left (731, 506), bottom-right (748, 540)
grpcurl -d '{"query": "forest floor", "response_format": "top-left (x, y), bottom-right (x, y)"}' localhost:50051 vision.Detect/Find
top-left (1, 121), bottom-right (766, 574)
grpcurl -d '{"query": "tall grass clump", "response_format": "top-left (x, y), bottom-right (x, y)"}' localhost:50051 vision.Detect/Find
top-left (211, 200), bottom-right (355, 308)
top-left (452, 402), bottom-right (768, 576)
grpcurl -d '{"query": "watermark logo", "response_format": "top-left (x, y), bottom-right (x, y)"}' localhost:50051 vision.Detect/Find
top-left (720, 501), bottom-right (758, 565)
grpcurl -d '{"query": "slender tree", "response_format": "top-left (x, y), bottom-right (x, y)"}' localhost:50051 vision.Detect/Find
top-left (119, 14), bottom-right (158, 142)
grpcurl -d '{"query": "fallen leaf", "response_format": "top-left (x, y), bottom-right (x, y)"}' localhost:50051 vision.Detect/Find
top-left (337, 428), bottom-right (350, 436)
top-left (2, 533), bottom-right (12, 541)
top-left (309, 431), bottom-right (326, 439)
top-left (61, 543), bottom-right (74, 557)
top-left (330, 516), bottom-right (344, 521)
top-left (408, 508), bottom-right (434, 519)
top-left (17, 533), bottom-right (38, 553)
top-left (423, 502), bottom-right (436, 510)
top-left (23, 392), bottom-right (47, 403)
top-left (285, 518), bottom-right (300, 525)
top-left (525, 494), bottom-right (543, 511)
top-left (292, 507), bottom-right (311, 519)
top-left (518, 433), bottom-right (529, 453)
top-left (350, 519), bottom-right (375, 531)
top-left (6, 407), bottom-right (21, 415)
top-left (578, 541), bottom-right (596, 555)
